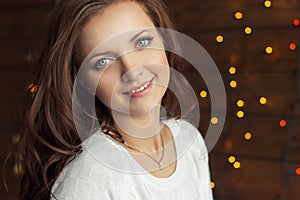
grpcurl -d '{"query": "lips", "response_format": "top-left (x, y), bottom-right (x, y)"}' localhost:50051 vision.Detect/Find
top-left (123, 78), bottom-right (154, 97)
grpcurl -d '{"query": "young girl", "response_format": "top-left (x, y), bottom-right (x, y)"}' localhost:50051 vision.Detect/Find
top-left (18, 0), bottom-right (213, 199)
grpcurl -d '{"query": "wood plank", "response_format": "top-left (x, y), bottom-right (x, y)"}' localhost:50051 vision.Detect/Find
top-left (0, 8), bottom-right (51, 39)
top-left (0, 0), bottom-right (54, 8)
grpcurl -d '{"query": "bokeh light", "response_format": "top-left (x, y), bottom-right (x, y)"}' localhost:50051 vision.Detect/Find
top-left (259, 97), bottom-right (267, 105)
top-left (229, 67), bottom-right (237, 75)
top-left (28, 83), bottom-right (38, 93)
top-left (228, 156), bottom-right (236, 163)
top-left (279, 119), bottom-right (287, 127)
top-left (264, 0), bottom-right (272, 8)
top-left (211, 117), bottom-right (219, 124)
top-left (244, 132), bottom-right (252, 140)
top-left (293, 19), bottom-right (300, 26)
top-left (234, 11), bottom-right (243, 20)
top-left (230, 80), bottom-right (238, 88)
top-left (233, 161), bottom-right (241, 169)
top-left (289, 43), bottom-right (297, 51)
top-left (265, 46), bottom-right (273, 54)
top-left (296, 168), bottom-right (300, 175)
top-left (236, 100), bottom-right (245, 107)
top-left (237, 111), bottom-right (245, 118)
top-left (210, 181), bottom-right (216, 189)
top-left (244, 26), bottom-right (252, 35)
top-left (200, 90), bottom-right (208, 98)
top-left (216, 35), bottom-right (224, 43)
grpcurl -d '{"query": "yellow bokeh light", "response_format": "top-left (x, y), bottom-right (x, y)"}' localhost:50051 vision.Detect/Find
top-left (264, 0), bottom-right (272, 8)
top-left (200, 90), bottom-right (208, 98)
top-left (244, 132), bottom-right (252, 140)
top-left (265, 46), bottom-right (273, 54)
top-left (211, 117), bottom-right (218, 124)
top-left (216, 35), bottom-right (224, 43)
top-left (229, 67), bottom-right (236, 75)
top-left (210, 181), bottom-right (215, 189)
top-left (236, 100), bottom-right (244, 107)
top-left (260, 97), bottom-right (267, 105)
top-left (228, 156), bottom-right (236, 163)
top-left (234, 161), bottom-right (241, 169)
top-left (237, 111), bottom-right (245, 118)
top-left (235, 11), bottom-right (243, 20)
top-left (230, 80), bottom-right (237, 88)
top-left (244, 26), bottom-right (252, 35)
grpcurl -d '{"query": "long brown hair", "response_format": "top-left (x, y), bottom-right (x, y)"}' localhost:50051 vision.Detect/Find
top-left (16, 0), bottom-right (188, 199)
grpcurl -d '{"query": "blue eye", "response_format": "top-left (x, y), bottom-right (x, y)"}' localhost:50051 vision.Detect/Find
top-left (95, 57), bottom-right (114, 69)
top-left (136, 37), bottom-right (153, 48)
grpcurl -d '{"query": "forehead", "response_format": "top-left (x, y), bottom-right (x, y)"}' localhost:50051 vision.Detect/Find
top-left (78, 1), bottom-right (155, 58)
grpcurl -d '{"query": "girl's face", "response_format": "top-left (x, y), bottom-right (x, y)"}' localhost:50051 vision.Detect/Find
top-left (78, 1), bottom-right (170, 116)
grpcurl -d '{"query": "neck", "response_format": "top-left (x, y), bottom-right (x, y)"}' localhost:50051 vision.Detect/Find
top-left (112, 108), bottom-right (164, 152)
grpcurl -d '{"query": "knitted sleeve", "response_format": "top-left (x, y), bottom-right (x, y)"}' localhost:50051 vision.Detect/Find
top-left (50, 151), bottom-right (114, 200)
top-left (50, 176), bottom-right (111, 200)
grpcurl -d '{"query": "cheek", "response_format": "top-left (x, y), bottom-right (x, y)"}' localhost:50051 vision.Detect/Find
top-left (95, 70), bottom-right (120, 106)
top-left (156, 52), bottom-right (170, 81)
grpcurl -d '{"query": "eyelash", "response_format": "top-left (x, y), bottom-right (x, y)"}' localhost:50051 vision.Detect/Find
top-left (93, 37), bottom-right (154, 69)
top-left (94, 57), bottom-right (114, 69)
top-left (136, 37), bottom-right (154, 48)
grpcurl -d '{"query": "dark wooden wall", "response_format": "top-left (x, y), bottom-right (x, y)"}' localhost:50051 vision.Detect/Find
top-left (166, 0), bottom-right (300, 199)
top-left (1, 0), bottom-right (300, 199)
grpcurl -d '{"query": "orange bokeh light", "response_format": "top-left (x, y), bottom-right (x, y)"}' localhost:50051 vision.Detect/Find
top-left (279, 120), bottom-right (287, 127)
top-left (296, 168), bottom-right (300, 175)
top-left (289, 43), bottom-right (297, 51)
top-left (293, 19), bottom-right (300, 26)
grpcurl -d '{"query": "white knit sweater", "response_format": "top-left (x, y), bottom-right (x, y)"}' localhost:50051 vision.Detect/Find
top-left (51, 119), bottom-right (214, 200)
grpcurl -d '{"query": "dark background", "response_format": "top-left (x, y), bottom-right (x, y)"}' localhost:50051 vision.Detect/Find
top-left (1, 0), bottom-right (300, 199)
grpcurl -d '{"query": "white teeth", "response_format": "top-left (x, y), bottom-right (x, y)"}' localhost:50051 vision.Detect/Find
top-left (131, 82), bottom-right (150, 94)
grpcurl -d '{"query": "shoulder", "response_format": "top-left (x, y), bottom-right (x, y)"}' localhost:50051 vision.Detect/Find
top-left (51, 133), bottom-right (118, 199)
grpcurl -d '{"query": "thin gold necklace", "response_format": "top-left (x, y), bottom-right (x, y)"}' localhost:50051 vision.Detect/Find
top-left (122, 130), bottom-right (165, 170)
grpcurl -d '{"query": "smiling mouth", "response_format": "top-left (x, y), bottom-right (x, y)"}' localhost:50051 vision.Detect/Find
top-left (124, 78), bottom-right (154, 97)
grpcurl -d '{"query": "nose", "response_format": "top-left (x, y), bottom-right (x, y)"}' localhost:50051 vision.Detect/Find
top-left (119, 53), bottom-right (144, 82)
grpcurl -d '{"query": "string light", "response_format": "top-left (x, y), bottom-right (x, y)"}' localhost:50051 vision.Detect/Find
top-left (216, 35), bottom-right (224, 43)
top-left (293, 19), bottom-right (300, 26)
top-left (210, 181), bottom-right (216, 189)
top-left (259, 97), bottom-right (267, 105)
top-left (244, 26), bottom-right (252, 35)
top-left (228, 156), bottom-right (236, 163)
top-left (230, 80), bottom-right (238, 88)
top-left (244, 132), bottom-right (252, 140)
top-left (233, 161), bottom-right (241, 169)
top-left (236, 100), bottom-right (244, 107)
top-left (264, 0), bottom-right (272, 8)
top-left (265, 46), bottom-right (273, 54)
top-left (237, 111), bottom-right (245, 118)
top-left (200, 90), bottom-right (208, 98)
top-left (211, 117), bottom-right (219, 124)
top-left (234, 11), bottom-right (243, 20)
top-left (229, 67), bottom-right (237, 75)
top-left (289, 43), bottom-right (297, 51)
top-left (279, 119), bottom-right (287, 127)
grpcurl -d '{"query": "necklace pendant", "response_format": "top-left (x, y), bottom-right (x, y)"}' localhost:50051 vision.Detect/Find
top-left (158, 162), bottom-right (162, 170)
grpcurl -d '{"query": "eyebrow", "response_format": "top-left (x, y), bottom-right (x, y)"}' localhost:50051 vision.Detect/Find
top-left (129, 30), bottom-right (149, 43)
